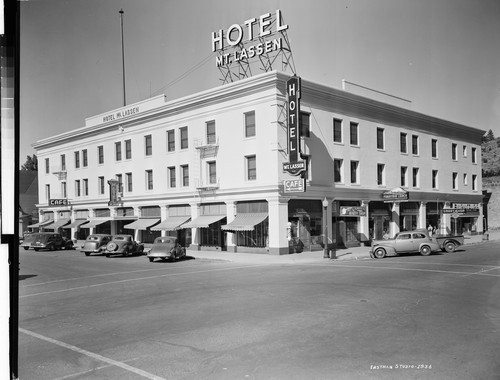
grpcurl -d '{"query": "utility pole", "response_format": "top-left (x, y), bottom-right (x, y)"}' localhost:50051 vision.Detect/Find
top-left (119, 8), bottom-right (126, 106)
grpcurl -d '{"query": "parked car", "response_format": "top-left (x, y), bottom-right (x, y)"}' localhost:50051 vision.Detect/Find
top-left (147, 236), bottom-right (186, 262)
top-left (433, 234), bottom-right (464, 253)
top-left (104, 234), bottom-right (144, 257)
top-left (81, 234), bottom-right (113, 256)
top-left (30, 232), bottom-right (74, 251)
top-left (20, 233), bottom-right (37, 250)
top-left (370, 230), bottom-right (440, 259)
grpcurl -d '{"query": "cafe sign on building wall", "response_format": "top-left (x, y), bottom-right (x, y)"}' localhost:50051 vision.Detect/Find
top-left (383, 187), bottom-right (409, 202)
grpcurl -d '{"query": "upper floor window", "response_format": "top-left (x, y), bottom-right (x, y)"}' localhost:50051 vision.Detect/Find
top-left (145, 135), bottom-right (152, 156)
top-left (98, 146), bottom-right (104, 164)
top-left (245, 111), bottom-right (256, 138)
top-left (126, 172), bottom-right (133, 192)
top-left (431, 139), bottom-right (438, 158)
top-left (45, 158), bottom-right (50, 174)
top-left (125, 139), bottom-right (132, 159)
top-left (350, 122), bottom-right (358, 146)
top-left (400, 133), bottom-right (407, 154)
top-left (208, 161), bottom-right (217, 184)
top-left (452, 143), bottom-right (458, 161)
top-left (82, 149), bottom-right (88, 167)
top-left (83, 178), bottom-right (89, 196)
top-left (472, 174), bottom-right (477, 191)
top-left (412, 135), bottom-right (419, 155)
top-left (167, 130), bottom-right (175, 152)
top-left (377, 163), bottom-right (385, 186)
top-left (463, 145), bottom-right (468, 157)
top-left (412, 168), bottom-right (419, 188)
top-left (74, 151), bottom-right (80, 168)
top-left (301, 112), bottom-right (310, 138)
top-left (61, 182), bottom-right (67, 198)
top-left (60, 154), bottom-right (66, 171)
top-left (207, 120), bottom-right (216, 144)
top-left (432, 170), bottom-right (438, 189)
top-left (350, 160), bottom-right (359, 184)
top-left (452, 172), bottom-right (458, 190)
top-left (334, 159), bottom-right (343, 183)
top-left (333, 118), bottom-right (342, 143)
top-left (115, 142), bottom-right (122, 161)
top-left (146, 170), bottom-right (153, 190)
top-left (180, 127), bottom-right (189, 149)
top-left (376, 128), bottom-right (385, 150)
top-left (181, 165), bottom-right (189, 187)
top-left (98, 176), bottom-right (105, 195)
top-left (75, 180), bottom-right (81, 197)
top-left (116, 174), bottom-right (123, 193)
top-left (472, 147), bottom-right (477, 164)
top-left (246, 155), bottom-right (256, 180)
top-left (168, 166), bottom-right (176, 188)
top-left (45, 184), bottom-right (50, 201)
top-left (401, 166), bottom-right (407, 187)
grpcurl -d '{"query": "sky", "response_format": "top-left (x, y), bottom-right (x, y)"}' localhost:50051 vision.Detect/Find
top-left (19, 0), bottom-right (500, 165)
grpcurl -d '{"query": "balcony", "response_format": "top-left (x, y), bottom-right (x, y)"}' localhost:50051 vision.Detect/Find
top-left (195, 178), bottom-right (219, 192)
top-left (194, 137), bottom-right (219, 158)
top-left (51, 167), bottom-right (67, 180)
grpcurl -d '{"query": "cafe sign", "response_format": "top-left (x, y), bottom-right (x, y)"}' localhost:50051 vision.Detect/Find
top-left (283, 178), bottom-right (306, 193)
top-left (49, 199), bottom-right (68, 206)
top-left (383, 187), bottom-right (409, 202)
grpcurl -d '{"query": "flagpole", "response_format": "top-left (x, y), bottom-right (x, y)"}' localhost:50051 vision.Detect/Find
top-left (119, 8), bottom-right (126, 106)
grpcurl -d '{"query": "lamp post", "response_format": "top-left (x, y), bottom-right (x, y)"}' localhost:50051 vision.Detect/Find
top-left (322, 197), bottom-right (329, 258)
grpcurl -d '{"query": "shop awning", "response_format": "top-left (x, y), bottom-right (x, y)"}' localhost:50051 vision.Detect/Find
top-left (150, 216), bottom-right (191, 231)
top-left (28, 220), bottom-right (53, 228)
top-left (45, 218), bottom-right (71, 229)
top-left (63, 219), bottom-right (89, 229)
top-left (221, 213), bottom-right (268, 231)
top-left (181, 215), bottom-right (225, 229)
top-left (124, 218), bottom-right (160, 230)
top-left (80, 218), bottom-right (111, 228)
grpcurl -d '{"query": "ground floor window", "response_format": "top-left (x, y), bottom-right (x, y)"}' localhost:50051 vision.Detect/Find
top-left (95, 222), bottom-right (111, 235)
top-left (200, 218), bottom-right (226, 247)
top-left (140, 229), bottom-right (161, 244)
top-left (235, 219), bottom-right (268, 248)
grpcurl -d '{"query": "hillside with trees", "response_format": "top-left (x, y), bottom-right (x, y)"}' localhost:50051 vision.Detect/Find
top-left (482, 129), bottom-right (500, 183)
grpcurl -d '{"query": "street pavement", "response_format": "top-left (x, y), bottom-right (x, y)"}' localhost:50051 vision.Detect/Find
top-left (188, 229), bottom-right (500, 265)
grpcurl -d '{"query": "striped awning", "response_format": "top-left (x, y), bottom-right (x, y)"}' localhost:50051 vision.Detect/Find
top-left (181, 215), bottom-right (225, 229)
top-left (63, 219), bottom-right (89, 229)
top-left (80, 218), bottom-right (111, 228)
top-left (221, 213), bottom-right (268, 232)
top-left (124, 218), bottom-right (160, 230)
top-left (28, 220), bottom-right (53, 228)
top-left (150, 216), bottom-right (191, 231)
top-left (45, 218), bottom-right (71, 229)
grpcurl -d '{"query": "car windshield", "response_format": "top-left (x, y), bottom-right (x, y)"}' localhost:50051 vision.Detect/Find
top-left (87, 236), bottom-right (100, 241)
top-left (155, 237), bottom-right (174, 244)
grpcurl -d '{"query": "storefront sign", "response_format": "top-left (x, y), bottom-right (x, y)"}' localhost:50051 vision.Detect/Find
top-left (108, 179), bottom-right (122, 206)
top-left (283, 178), bottom-right (305, 193)
top-left (340, 206), bottom-right (367, 217)
top-left (383, 187), bottom-right (409, 202)
top-left (451, 203), bottom-right (479, 212)
top-left (211, 10), bottom-right (288, 67)
top-left (49, 199), bottom-right (68, 206)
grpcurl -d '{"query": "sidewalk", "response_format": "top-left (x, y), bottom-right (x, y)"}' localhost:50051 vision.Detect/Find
top-left (190, 230), bottom-right (500, 265)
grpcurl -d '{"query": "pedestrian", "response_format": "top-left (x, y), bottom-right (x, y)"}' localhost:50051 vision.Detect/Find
top-left (428, 224), bottom-right (433, 236)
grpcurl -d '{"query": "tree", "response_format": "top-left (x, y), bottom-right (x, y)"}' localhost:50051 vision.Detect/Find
top-left (21, 154), bottom-right (38, 171)
top-left (482, 129), bottom-right (495, 143)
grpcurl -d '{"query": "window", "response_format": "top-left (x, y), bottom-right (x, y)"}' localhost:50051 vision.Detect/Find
top-left (61, 182), bottom-right (67, 198)
top-left (126, 172), bottom-right (133, 192)
top-left (208, 161), bottom-right (217, 184)
top-left (45, 158), bottom-right (50, 174)
top-left (146, 170), bottom-right (153, 190)
top-left (75, 180), bottom-right (81, 197)
top-left (83, 179), bottom-right (88, 196)
top-left (400, 133), bottom-right (407, 153)
top-left (180, 127), bottom-right (188, 149)
top-left (98, 176), bottom-right (105, 195)
top-left (115, 142), bottom-right (122, 161)
top-left (432, 170), bottom-right (438, 189)
top-left (245, 111), bottom-right (256, 138)
top-left (472, 174), bottom-right (477, 191)
top-left (350, 122), bottom-right (358, 146)
top-left (333, 119), bottom-right (342, 143)
top-left (350, 160), bottom-right (359, 184)
top-left (412, 135), bottom-right (419, 155)
top-left (334, 159), bottom-right (343, 183)
top-left (167, 130), bottom-right (175, 152)
top-left (301, 112), bottom-right (310, 138)
top-left (452, 143), bottom-right (457, 161)
top-left (472, 147), bottom-right (477, 164)
top-left (125, 139), bottom-right (132, 159)
top-left (452, 172), bottom-right (458, 190)
top-left (401, 166), bottom-right (407, 187)
top-left (376, 128), bottom-right (385, 150)
top-left (98, 146), bottom-right (104, 164)
top-left (45, 184), bottom-right (50, 201)
top-left (377, 164), bottom-right (385, 186)
top-left (74, 151), bottom-right (80, 168)
top-left (116, 174), bottom-right (123, 192)
top-left (463, 173), bottom-right (468, 186)
top-left (412, 168), bottom-right (419, 187)
top-left (168, 166), bottom-right (176, 188)
top-left (181, 165), bottom-right (189, 187)
top-left (145, 135), bottom-right (152, 156)
top-left (431, 139), bottom-right (438, 158)
top-left (246, 155), bottom-right (256, 180)
top-left (61, 154), bottom-right (66, 171)
top-left (82, 149), bottom-right (88, 167)
top-left (207, 120), bottom-right (216, 144)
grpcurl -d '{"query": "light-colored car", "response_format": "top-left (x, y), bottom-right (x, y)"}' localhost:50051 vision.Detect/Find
top-left (81, 234), bottom-right (113, 256)
top-left (147, 236), bottom-right (186, 262)
top-left (370, 230), bottom-right (440, 259)
top-left (104, 234), bottom-right (144, 257)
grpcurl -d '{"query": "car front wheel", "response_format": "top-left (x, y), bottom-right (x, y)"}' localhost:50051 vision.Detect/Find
top-left (420, 245), bottom-right (431, 256)
top-left (373, 247), bottom-right (386, 259)
top-left (444, 242), bottom-right (456, 253)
